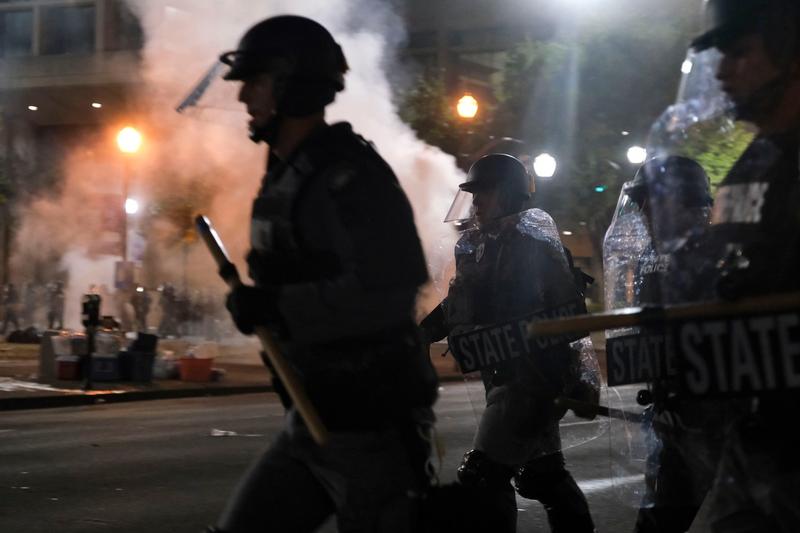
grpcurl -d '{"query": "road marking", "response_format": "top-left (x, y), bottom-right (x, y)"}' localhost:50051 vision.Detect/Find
top-left (561, 420), bottom-right (600, 428)
top-left (0, 378), bottom-right (66, 392)
top-left (578, 474), bottom-right (644, 494)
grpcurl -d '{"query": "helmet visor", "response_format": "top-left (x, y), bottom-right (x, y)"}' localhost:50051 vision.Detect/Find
top-left (443, 189), bottom-right (475, 223)
top-left (175, 60), bottom-right (247, 129)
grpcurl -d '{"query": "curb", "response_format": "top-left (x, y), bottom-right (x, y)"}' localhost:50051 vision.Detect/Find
top-left (0, 373), bottom-right (466, 412)
top-left (0, 384), bottom-right (272, 411)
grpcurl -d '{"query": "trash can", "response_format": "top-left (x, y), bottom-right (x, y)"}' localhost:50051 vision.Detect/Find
top-left (178, 357), bottom-right (214, 382)
top-left (56, 355), bottom-right (81, 381)
top-left (119, 351), bottom-right (156, 382)
top-left (91, 354), bottom-right (120, 381)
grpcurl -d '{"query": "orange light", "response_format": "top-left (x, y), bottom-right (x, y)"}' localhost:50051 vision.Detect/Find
top-left (456, 94), bottom-right (479, 119)
top-left (116, 126), bottom-right (142, 154)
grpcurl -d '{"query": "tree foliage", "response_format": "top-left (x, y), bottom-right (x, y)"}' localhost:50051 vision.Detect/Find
top-left (678, 120), bottom-right (754, 188)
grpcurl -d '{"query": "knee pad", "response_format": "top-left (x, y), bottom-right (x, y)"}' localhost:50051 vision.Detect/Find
top-left (513, 452), bottom-right (569, 501)
top-left (457, 449), bottom-right (514, 490)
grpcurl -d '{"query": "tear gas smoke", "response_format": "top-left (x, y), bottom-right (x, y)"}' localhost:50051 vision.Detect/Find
top-left (11, 0), bottom-right (462, 329)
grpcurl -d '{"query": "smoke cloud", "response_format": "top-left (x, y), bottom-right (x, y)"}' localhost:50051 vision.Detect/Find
top-left (12, 0), bottom-right (462, 328)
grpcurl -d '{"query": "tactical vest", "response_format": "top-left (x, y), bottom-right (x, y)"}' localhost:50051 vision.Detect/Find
top-left (703, 133), bottom-right (800, 298)
top-left (249, 123), bottom-right (366, 287)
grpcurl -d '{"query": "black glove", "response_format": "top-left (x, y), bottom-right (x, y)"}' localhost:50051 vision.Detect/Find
top-left (419, 302), bottom-right (449, 343)
top-left (225, 284), bottom-right (281, 335)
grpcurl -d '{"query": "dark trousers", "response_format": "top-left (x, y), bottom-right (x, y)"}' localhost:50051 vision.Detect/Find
top-left (216, 411), bottom-right (426, 533)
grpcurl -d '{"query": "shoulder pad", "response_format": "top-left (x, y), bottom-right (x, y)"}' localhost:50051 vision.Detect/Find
top-left (513, 208), bottom-right (561, 243)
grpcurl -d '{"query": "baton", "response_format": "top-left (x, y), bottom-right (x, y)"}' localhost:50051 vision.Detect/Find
top-left (195, 215), bottom-right (329, 446)
top-left (530, 291), bottom-right (800, 338)
top-left (557, 397), bottom-right (688, 436)
top-left (555, 397), bottom-right (645, 424)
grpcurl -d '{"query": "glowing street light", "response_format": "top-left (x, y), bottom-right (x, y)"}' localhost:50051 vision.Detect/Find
top-left (125, 198), bottom-right (140, 215)
top-left (116, 126), bottom-right (142, 154)
top-left (456, 94), bottom-right (479, 119)
top-left (116, 126), bottom-right (143, 263)
top-left (627, 145), bottom-right (647, 165)
top-left (533, 152), bottom-right (557, 178)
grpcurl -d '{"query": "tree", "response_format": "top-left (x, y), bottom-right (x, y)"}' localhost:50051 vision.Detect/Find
top-left (397, 72), bottom-right (466, 157)
top-left (675, 119), bottom-right (754, 188)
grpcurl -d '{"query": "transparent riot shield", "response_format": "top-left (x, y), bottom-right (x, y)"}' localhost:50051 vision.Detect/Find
top-left (441, 208), bottom-right (607, 473)
top-left (604, 47), bottom-right (754, 517)
top-left (601, 182), bottom-right (653, 507)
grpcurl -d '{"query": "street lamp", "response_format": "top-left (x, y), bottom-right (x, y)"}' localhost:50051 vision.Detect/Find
top-left (533, 152), bottom-right (557, 178)
top-left (116, 126), bottom-right (143, 263)
top-left (125, 198), bottom-right (140, 215)
top-left (456, 94), bottom-right (479, 119)
top-left (116, 126), bottom-right (142, 154)
top-left (627, 145), bottom-right (647, 165)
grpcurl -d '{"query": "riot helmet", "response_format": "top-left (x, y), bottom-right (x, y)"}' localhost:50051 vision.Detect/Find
top-left (445, 154), bottom-right (534, 223)
top-left (220, 16), bottom-right (348, 117)
top-left (691, 0), bottom-right (800, 123)
top-left (177, 16), bottom-right (348, 144)
top-left (628, 155), bottom-right (712, 254)
top-left (627, 156), bottom-right (712, 210)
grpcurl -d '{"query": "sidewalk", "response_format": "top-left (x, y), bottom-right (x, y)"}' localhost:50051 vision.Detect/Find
top-left (0, 340), bottom-right (462, 411)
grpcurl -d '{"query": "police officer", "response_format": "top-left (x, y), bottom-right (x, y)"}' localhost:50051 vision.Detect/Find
top-left (158, 284), bottom-right (178, 337)
top-left (130, 286), bottom-right (151, 333)
top-left (421, 154), bottom-right (596, 533)
top-left (206, 15), bottom-right (438, 533)
top-left (669, 1), bottom-right (800, 530)
top-left (615, 156), bottom-right (747, 533)
top-left (625, 156), bottom-right (713, 306)
top-left (47, 281), bottom-right (65, 330)
top-left (1, 283), bottom-right (20, 334)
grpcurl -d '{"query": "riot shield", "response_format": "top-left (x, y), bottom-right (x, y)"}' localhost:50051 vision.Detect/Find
top-left (442, 208), bottom-right (607, 471)
top-left (601, 182), bottom-right (654, 507)
top-left (602, 47), bottom-right (756, 518)
top-left (646, 43), bottom-right (800, 529)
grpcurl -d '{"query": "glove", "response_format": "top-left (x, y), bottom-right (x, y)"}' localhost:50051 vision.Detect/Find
top-left (419, 302), bottom-right (449, 343)
top-left (225, 284), bottom-right (281, 335)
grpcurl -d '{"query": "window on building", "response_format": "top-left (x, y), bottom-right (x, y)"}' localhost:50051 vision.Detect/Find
top-left (0, 9), bottom-right (33, 57)
top-left (104, 0), bottom-right (143, 51)
top-left (41, 4), bottom-right (96, 55)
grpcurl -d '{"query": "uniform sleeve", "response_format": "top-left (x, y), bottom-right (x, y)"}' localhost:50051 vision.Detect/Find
top-left (275, 159), bottom-right (429, 345)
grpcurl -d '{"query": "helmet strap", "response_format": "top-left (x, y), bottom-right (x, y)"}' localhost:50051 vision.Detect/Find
top-left (735, 69), bottom-right (792, 123)
top-left (249, 112), bottom-right (283, 145)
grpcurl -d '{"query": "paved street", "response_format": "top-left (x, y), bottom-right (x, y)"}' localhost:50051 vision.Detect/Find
top-left (1, 383), bottom-right (641, 532)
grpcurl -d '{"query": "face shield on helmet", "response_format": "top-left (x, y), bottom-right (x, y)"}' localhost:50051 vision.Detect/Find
top-left (444, 154), bottom-right (534, 224)
top-left (175, 59), bottom-right (248, 129)
top-left (647, 47), bottom-right (738, 163)
top-left (176, 16), bottom-right (348, 144)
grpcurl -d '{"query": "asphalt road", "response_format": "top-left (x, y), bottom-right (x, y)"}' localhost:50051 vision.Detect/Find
top-left (0, 383), bottom-right (643, 532)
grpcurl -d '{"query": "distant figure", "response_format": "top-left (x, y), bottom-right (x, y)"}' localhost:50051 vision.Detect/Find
top-left (47, 281), bottom-right (65, 330)
top-left (1, 283), bottom-right (20, 334)
top-left (131, 286), bottom-right (151, 333)
top-left (22, 283), bottom-right (38, 328)
top-left (158, 284), bottom-right (178, 337)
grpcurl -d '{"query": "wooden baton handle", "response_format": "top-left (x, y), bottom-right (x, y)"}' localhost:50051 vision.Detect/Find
top-left (195, 215), bottom-right (329, 446)
top-left (530, 292), bottom-right (800, 338)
